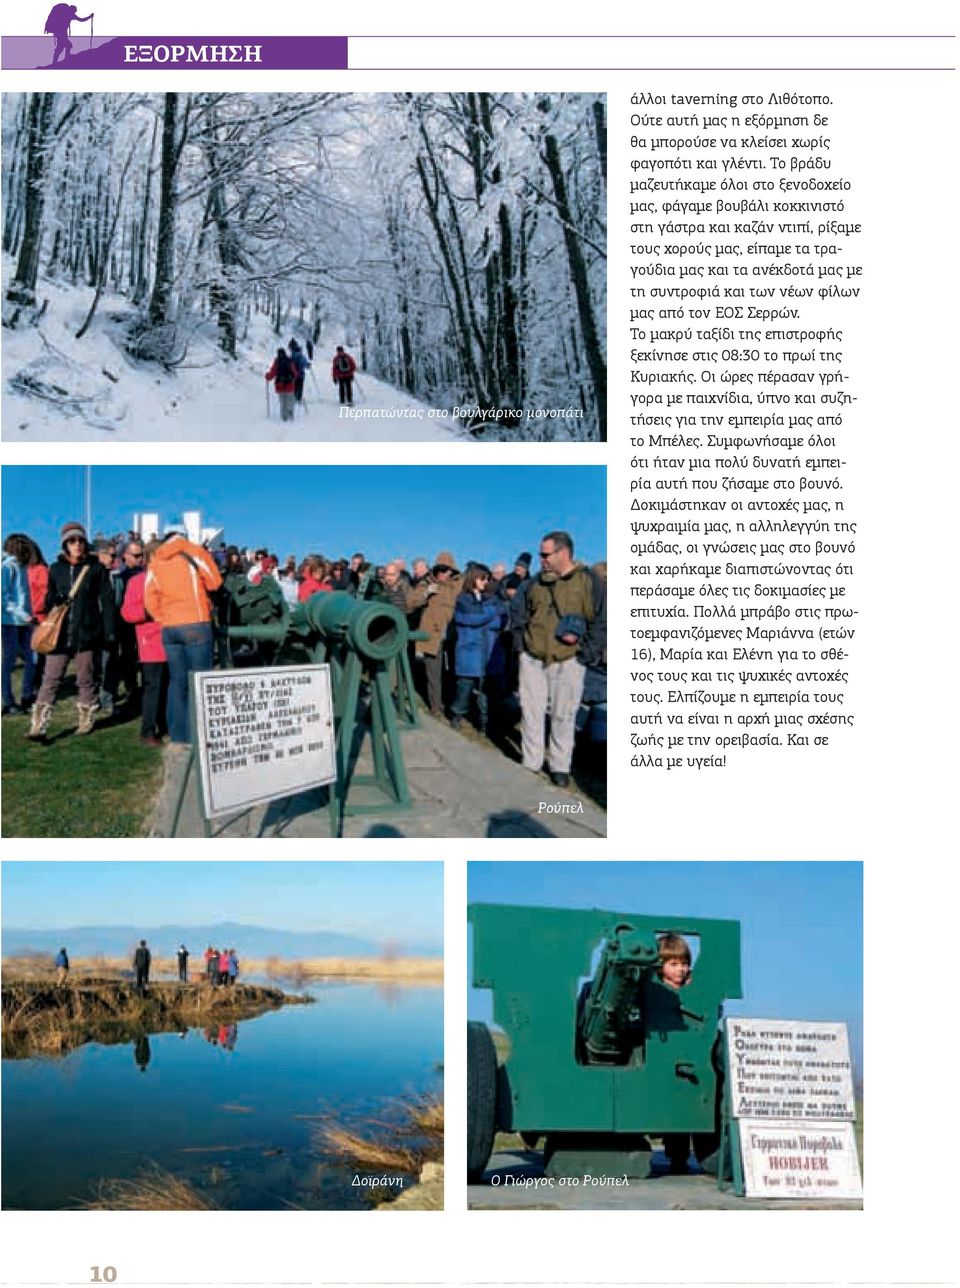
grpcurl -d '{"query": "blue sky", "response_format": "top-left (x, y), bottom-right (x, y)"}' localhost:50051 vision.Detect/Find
top-left (468, 862), bottom-right (863, 1066)
top-left (2, 466), bottom-right (606, 569)
top-left (2, 861), bottom-right (442, 946)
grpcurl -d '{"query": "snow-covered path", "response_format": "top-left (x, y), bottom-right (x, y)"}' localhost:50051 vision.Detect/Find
top-left (2, 276), bottom-right (466, 443)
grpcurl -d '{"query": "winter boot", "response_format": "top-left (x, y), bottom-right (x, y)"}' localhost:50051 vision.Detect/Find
top-left (76, 702), bottom-right (98, 736)
top-left (26, 701), bottom-right (54, 741)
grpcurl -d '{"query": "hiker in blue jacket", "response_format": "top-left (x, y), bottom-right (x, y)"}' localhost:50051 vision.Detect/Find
top-left (449, 565), bottom-right (506, 736)
top-left (288, 338), bottom-right (311, 405)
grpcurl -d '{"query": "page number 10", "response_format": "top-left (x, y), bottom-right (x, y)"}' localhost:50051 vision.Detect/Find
top-left (90, 1269), bottom-right (117, 1284)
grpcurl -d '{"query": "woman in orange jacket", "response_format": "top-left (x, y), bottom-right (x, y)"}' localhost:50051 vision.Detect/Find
top-left (144, 525), bottom-right (222, 744)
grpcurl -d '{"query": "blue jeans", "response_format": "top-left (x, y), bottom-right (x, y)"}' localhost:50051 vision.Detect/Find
top-left (451, 675), bottom-right (488, 731)
top-left (161, 622), bottom-right (213, 743)
top-left (2, 624), bottom-right (35, 708)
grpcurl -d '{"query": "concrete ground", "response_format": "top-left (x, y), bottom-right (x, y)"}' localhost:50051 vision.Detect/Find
top-left (468, 1146), bottom-right (863, 1211)
top-left (152, 710), bottom-right (606, 839)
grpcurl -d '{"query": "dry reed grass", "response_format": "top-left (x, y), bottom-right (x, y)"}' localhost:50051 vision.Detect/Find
top-left (74, 1166), bottom-right (216, 1211)
top-left (4, 953), bottom-right (443, 984)
top-left (258, 956), bottom-right (443, 983)
top-left (2, 978), bottom-right (303, 1058)
top-left (318, 1090), bottom-right (444, 1178)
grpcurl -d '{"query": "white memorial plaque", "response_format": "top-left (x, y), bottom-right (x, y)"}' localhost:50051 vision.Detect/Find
top-left (193, 666), bottom-right (336, 818)
top-left (727, 1018), bottom-right (856, 1120)
top-left (739, 1119), bottom-right (863, 1200)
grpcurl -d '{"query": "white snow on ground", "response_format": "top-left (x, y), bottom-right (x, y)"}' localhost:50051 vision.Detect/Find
top-left (2, 273), bottom-right (466, 444)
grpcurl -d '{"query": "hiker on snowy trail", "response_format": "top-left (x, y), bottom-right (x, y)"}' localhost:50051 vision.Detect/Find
top-left (288, 338), bottom-right (311, 405)
top-left (44, 5), bottom-right (94, 64)
top-left (265, 348), bottom-right (297, 422)
top-left (331, 345), bottom-right (357, 406)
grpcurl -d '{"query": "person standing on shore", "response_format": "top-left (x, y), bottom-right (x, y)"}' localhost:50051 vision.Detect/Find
top-left (54, 946), bottom-right (69, 986)
top-left (133, 939), bottom-right (151, 993)
top-left (176, 943), bottom-right (190, 983)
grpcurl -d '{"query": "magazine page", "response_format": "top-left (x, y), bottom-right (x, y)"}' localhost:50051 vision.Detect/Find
top-left (0, 2), bottom-right (955, 1287)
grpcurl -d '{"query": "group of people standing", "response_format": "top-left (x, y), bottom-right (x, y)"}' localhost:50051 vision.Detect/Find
top-left (3, 520), bottom-right (221, 746)
top-left (51, 941), bottom-right (240, 990)
top-left (375, 530), bottom-right (606, 787)
top-left (264, 338), bottom-right (357, 421)
top-left (6, 514), bottom-right (605, 789)
top-left (202, 945), bottom-right (240, 987)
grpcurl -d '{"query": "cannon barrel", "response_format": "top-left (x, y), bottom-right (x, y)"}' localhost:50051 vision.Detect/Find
top-left (226, 587), bottom-right (418, 665)
top-left (578, 922), bottom-right (660, 1065)
top-left (301, 591), bottom-right (409, 662)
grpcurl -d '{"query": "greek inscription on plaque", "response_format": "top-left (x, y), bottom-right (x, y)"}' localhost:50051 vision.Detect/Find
top-left (193, 666), bottom-right (336, 818)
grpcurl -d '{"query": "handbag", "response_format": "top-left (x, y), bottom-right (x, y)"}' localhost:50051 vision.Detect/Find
top-left (30, 563), bottom-right (91, 655)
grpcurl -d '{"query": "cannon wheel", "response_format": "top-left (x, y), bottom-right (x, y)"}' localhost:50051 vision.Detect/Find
top-left (467, 1021), bottom-right (497, 1182)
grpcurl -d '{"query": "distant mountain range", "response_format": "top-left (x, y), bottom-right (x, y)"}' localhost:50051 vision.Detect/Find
top-left (1, 921), bottom-right (440, 959)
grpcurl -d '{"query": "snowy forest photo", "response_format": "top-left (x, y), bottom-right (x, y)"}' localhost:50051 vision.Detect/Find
top-left (2, 92), bottom-right (606, 442)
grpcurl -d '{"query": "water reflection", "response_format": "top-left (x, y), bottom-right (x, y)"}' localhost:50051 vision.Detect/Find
top-left (134, 1033), bottom-right (151, 1073)
top-left (203, 1023), bottom-right (238, 1051)
top-left (2, 981), bottom-right (442, 1211)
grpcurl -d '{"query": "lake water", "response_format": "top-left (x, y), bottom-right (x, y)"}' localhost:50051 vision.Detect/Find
top-left (2, 979), bottom-right (442, 1210)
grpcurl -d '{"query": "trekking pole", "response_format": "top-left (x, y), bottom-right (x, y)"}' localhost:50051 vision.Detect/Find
top-left (353, 375), bottom-right (365, 405)
top-left (309, 367), bottom-right (323, 401)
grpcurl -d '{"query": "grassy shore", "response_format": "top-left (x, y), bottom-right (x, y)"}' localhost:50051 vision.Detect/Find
top-left (2, 953), bottom-right (443, 985)
top-left (2, 978), bottom-right (311, 1057)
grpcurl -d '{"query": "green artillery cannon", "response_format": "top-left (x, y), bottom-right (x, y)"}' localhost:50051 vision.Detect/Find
top-left (225, 583), bottom-right (423, 831)
top-left (467, 902), bottom-right (742, 1182)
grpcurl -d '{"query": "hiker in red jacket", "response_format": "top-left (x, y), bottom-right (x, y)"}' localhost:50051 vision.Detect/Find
top-left (331, 345), bottom-right (357, 405)
top-left (265, 348), bottom-right (297, 422)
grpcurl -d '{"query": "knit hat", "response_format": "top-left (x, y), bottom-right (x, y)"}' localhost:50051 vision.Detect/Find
top-left (60, 521), bottom-right (88, 545)
top-left (515, 551), bottom-right (532, 570)
top-left (433, 550), bottom-right (459, 573)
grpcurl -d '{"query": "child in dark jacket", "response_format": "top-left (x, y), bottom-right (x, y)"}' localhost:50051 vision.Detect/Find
top-left (449, 565), bottom-right (506, 735)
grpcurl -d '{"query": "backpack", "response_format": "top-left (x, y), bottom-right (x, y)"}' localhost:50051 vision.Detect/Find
top-left (275, 351), bottom-right (294, 384)
top-left (335, 353), bottom-right (352, 375)
top-left (45, 4), bottom-right (72, 34)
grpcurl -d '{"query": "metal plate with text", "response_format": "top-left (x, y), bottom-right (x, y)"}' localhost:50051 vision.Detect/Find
top-left (739, 1118), bottom-right (862, 1200)
top-left (193, 665), bottom-right (336, 818)
top-left (726, 1017), bottom-right (856, 1120)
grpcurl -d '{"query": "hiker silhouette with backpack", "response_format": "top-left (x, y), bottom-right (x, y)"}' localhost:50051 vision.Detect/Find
top-left (265, 348), bottom-right (297, 422)
top-left (331, 345), bottom-right (357, 406)
top-left (45, 5), bottom-right (94, 64)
